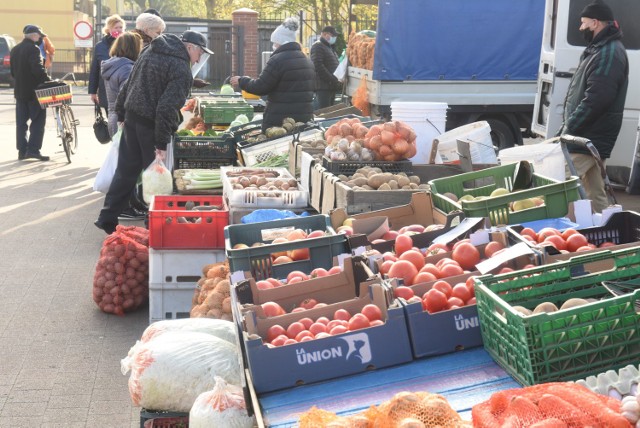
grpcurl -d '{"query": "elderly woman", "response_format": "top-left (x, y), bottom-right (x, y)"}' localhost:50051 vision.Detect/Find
top-left (230, 18), bottom-right (314, 130)
top-left (89, 14), bottom-right (125, 114)
top-left (131, 12), bottom-right (165, 47)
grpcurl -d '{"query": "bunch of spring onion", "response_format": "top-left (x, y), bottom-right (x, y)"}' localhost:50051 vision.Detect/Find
top-left (174, 169), bottom-right (222, 191)
top-left (251, 153), bottom-right (288, 168)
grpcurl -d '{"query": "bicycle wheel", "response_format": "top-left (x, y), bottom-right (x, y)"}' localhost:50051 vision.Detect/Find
top-left (61, 106), bottom-right (78, 154)
top-left (55, 107), bottom-right (72, 163)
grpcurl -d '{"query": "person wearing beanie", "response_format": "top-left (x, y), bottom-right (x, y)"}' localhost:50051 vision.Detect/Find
top-left (230, 18), bottom-right (315, 130)
top-left (557, 0), bottom-right (629, 212)
top-left (310, 26), bottom-right (341, 110)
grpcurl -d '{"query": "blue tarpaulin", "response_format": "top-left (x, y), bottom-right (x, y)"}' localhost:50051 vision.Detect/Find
top-left (372, 0), bottom-right (544, 82)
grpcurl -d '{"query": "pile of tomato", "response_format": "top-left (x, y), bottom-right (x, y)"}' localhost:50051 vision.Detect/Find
top-left (519, 227), bottom-right (613, 253)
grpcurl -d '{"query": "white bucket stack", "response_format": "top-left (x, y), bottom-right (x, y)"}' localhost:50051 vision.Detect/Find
top-left (433, 121), bottom-right (497, 165)
top-left (391, 101), bottom-right (448, 164)
top-left (499, 143), bottom-right (566, 182)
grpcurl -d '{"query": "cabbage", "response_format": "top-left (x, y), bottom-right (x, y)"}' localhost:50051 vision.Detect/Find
top-left (235, 114), bottom-right (249, 125)
top-left (229, 120), bottom-right (244, 129)
top-left (220, 84), bottom-right (235, 95)
top-left (141, 319), bottom-right (237, 344)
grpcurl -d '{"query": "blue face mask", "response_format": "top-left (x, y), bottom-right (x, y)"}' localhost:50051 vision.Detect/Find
top-left (329, 36), bottom-right (337, 45)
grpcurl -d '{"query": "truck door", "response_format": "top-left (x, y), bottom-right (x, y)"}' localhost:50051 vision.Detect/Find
top-left (533, 0), bottom-right (640, 185)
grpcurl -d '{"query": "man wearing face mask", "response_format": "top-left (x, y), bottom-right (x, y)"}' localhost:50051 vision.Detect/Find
top-left (310, 26), bottom-right (341, 110)
top-left (557, 0), bottom-right (628, 212)
top-left (95, 30), bottom-right (209, 234)
top-left (10, 25), bottom-right (51, 161)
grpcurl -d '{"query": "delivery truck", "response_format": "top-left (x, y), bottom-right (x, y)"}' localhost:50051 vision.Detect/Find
top-left (344, 0), bottom-right (545, 150)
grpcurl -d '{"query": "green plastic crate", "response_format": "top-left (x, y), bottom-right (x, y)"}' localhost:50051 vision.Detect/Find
top-left (224, 215), bottom-right (349, 280)
top-left (428, 163), bottom-right (581, 226)
top-left (475, 246), bottom-right (640, 386)
top-left (201, 101), bottom-right (254, 125)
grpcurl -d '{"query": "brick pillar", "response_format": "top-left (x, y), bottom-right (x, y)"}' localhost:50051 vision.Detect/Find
top-left (232, 8), bottom-right (259, 77)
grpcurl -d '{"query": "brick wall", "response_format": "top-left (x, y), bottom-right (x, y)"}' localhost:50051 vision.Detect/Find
top-left (232, 8), bottom-right (259, 78)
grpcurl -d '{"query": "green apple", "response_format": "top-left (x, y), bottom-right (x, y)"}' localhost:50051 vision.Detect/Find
top-left (512, 198), bottom-right (536, 212)
top-left (459, 194), bottom-right (475, 202)
top-left (490, 187), bottom-right (510, 197)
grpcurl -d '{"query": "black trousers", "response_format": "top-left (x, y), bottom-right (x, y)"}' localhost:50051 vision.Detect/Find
top-left (98, 113), bottom-right (156, 225)
top-left (16, 98), bottom-right (47, 154)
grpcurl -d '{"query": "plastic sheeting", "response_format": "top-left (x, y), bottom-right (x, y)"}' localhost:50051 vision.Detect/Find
top-left (372, 0), bottom-right (544, 82)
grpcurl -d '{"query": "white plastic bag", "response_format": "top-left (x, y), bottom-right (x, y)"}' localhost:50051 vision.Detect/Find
top-left (140, 318), bottom-right (237, 345)
top-left (93, 128), bottom-right (121, 193)
top-left (141, 152), bottom-right (173, 204)
top-left (190, 377), bottom-right (255, 428)
top-left (333, 56), bottom-right (348, 82)
top-left (121, 331), bottom-right (242, 412)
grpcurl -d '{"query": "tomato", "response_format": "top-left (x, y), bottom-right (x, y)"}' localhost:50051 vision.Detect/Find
top-left (439, 263), bottom-right (465, 278)
top-left (537, 227), bottom-right (561, 243)
top-left (566, 233), bottom-right (589, 252)
top-left (380, 260), bottom-right (394, 275)
top-left (298, 317), bottom-right (314, 330)
top-left (422, 289), bottom-right (448, 313)
top-left (314, 303), bottom-right (328, 308)
top-left (334, 309), bottom-right (351, 321)
top-left (452, 239), bottom-right (471, 250)
top-left (599, 241), bottom-right (616, 248)
top-left (310, 268), bottom-right (329, 278)
top-left (316, 316), bottom-right (330, 325)
top-left (399, 250), bottom-right (425, 270)
top-left (413, 271), bottom-right (437, 285)
top-left (271, 335), bottom-right (288, 346)
top-left (266, 278), bottom-right (283, 288)
top-left (561, 228), bottom-right (579, 240)
top-left (451, 283), bottom-right (472, 302)
top-left (286, 322), bottom-right (306, 339)
top-left (544, 235), bottom-right (567, 251)
top-left (498, 267), bottom-right (513, 274)
top-left (299, 298), bottom-right (318, 310)
top-left (484, 241), bottom-right (505, 258)
top-left (435, 258), bottom-right (456, 269)
top-left (361, 304), bottom-right (382, 322)
top-left (452, 242), bottom-right (481, 270)
top-left (327, 319), bottom-right (346, 330)
top-left (288, 277), bottom-right (304, 285)
top-left (465, 275), bottom-right (478, 290)
top-left (327, 266), bottom-right (343, 275)
top-left (388, 260), bottom-right (419, 286)
top-left (287, 271), bottom-right (308, 283)
top-left (299, 335), bottom-right (314, 342)
top-left (426, 247), bottom-right (447, 256)
top-left (383, 252), bottom-right (398, 262)
top-left (256, 280), bottom-right (274, 290)
top-left (407, 295), bottom-right (423, 304)
top-left (576, 245), bottom-right (592, 252)
top-left (295, 330), bottom-right (314, 342)
top-left (329, 325), bottom-right (348, 335)
top-left (420, 263), bottom-right (440, 277)
top-left (520, 227), bottom-right (538, 241)
top-left (267, 325), bottom-right (286, 342)
top-left (428, 243), bottom-right (450, 253)
top-left (394, 286), bottom-right (415, 300)
top-left (309, 322), bottom-right (327, 336)
top-left (348, 313), bottom-right (371, 330)
top-left (262, 302), bottom-right (285, 317)
top-left (466, 297), bottom-right (477, 305)
top-left (283, 338), bottom-right (298, 345)
top-left (447, 297), bottom-right (465, 309)
top-left (432, 280), bottom-right (453, 298)
top-left (395, 234), bottom-right (414, 256)
top-left (291, 307), bottom-right (306, 313)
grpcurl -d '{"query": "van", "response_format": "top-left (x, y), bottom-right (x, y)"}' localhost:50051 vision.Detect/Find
top-left (532, 0), bottom-right (640, 186)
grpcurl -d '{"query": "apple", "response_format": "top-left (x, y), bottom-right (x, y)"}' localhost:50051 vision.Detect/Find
top-left (307, 230), bottom-right (326, 239)
top-left (273, 255), bottom-right (293, 264)
top-left (327, 266), bottom-right (342, 275)
top-left (289, 248), bottom-right (310, 261)
top-left (310, 268), bottom-right (329, 278)
top-left (256, 280), bottom-right (274, 290)
top-left (336, 226), bottom-right (353, 235)
top-left (342, 218), bottom-right (356, 227)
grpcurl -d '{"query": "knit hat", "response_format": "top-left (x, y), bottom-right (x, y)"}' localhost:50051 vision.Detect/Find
top-left (143, 8), bottom-right (162, 18)
top-left (271, 18), bottom-right (299, 45)
top-left (580, 0), bottom-right (614, 21)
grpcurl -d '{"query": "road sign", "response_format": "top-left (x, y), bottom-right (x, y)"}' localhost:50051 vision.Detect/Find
top-left (74, 21), bottom-right (93, 40)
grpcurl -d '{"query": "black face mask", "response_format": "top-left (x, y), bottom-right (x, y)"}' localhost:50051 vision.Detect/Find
top-left (36, 37), bottom-right (43, 46)
top-left (582, 28), bottom-right (594, 43)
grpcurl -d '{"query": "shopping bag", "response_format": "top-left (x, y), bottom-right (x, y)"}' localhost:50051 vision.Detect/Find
top-left (93, 128), bottom-right (121, 193)
top-left (333, 56), bottom-right (348, 81)
top-left (141, 152), bottom-right (173, 204)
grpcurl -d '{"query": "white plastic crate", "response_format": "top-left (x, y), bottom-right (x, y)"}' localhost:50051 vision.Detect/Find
top-left (220, 166), bottom-right (307, 208)
top-left (220, 166), bottom-right (294, 195)
top-left (239, 135), bottom-right (293, 166)
top-left (149, 248), bottom-right (225, 323)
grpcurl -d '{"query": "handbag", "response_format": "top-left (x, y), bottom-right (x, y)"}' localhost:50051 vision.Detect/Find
top-left (93, 105), bottom-right (111, 144)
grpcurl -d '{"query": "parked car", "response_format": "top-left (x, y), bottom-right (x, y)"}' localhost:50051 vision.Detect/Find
top-left (0, 34), bottom-right (17, 87)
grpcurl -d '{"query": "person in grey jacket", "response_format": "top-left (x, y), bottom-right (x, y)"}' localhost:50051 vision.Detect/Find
top-left (95, 31), bottom-right (211, 234)
top-left (101, 32), bottom-right (142, 136)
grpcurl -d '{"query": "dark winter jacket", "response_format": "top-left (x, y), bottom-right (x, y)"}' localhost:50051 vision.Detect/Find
top-left (115, 34), bottom-right (193, 150)
top-left (238, 42), bottom-right (315, 130)
top-left (310, 37), bottom-right (340, 91)
top-left (10, 38), bottom-right (50, 101)
top-left (101, 56), bottom-right (134, 136)
top-left (89, 35), bottom-right (115, 109)
top-left (558, 23), bottom-right (629, 159)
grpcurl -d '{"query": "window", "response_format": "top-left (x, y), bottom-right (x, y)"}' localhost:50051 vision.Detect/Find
top-left (568, 0), bottom-right (640, 49)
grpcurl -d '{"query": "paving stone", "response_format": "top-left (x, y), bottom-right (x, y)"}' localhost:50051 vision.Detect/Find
top-left (0, 416), bottom-right (44, 427)
top-left (0, 401), bottom-right (47, 417)
top-left (5, 389), bottom-right (51, 404)
top-left (47, 394), bottom-right (92, 409)
top-left (88, 399), bottom-right (133, 415)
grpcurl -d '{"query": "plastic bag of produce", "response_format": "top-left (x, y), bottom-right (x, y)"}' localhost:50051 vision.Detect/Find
top-left (141, 153), bottom-right (173, 204)
top-left (92, 225), bottom-right (149, 315)
top-left (93, 128), bottom-right (121, 193)
top-left (189, 376), bottom-right (255, 428)
top-left (121, 331), bottom-right (242, 412)
top-left (140, 318), bottom-right (237, 345)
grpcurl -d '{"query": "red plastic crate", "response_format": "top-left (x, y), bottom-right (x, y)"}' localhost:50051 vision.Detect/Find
top-left (149, 195), bottom-right (229, 249)
top-left (143, 417), bottom-right (189, 428)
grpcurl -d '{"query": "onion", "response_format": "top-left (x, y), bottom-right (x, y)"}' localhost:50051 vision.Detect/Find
top-left (338, 138), bottom-right (349, 152)
top-left (392, 138), bottom-right (409, 155)
top-left (380, 130), bottom-right (395, 146)
top-left (379, 144), bottom-right (393, 157)
top-left (369, 135), bottom-right (382, 151)
top-left (383, 121), bottom-right (397, 132)
top-left (365, 125), bottom-right (382, 138)
top-left (339, 123), bottom-right (352, 136)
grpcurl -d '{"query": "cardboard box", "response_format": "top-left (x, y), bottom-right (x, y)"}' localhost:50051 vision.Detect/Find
top-left (288, 139), bottom-right (325, 177)
top-left (236, 282), bottom-right (413, 393)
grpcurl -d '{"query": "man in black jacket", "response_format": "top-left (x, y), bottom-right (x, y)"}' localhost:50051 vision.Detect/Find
top-left (95, 31), bottom-right (210, 234)
top-left (310, 26), bottom-right (340, 110)
top-left (10, 25), bottom-right (51, 161)
top-left (558, 0), bottom-right (628, 212)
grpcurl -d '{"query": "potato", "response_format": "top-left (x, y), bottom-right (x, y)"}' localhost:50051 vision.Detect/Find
top-left (409, 183), bottom-right (419, 190)
top-left (351, 173), bottom-right (366, 179)
top-left (388, 180), bottom-right (399, 189)
top-left (362, 185), bottom-right (374, 190)
top-left (402, 185), bottom-right (412, 190)
top-left (397, 176), bottom-right (411, 187)
top-left (349, 177), bottom-right (368, 187)
top-left (338, 174), bottom-right (349, 182)
top-left (418, 184), bottom-right (430, 190)
top-left (378, 183), bottom-right (392, 191)
top-left (409, 175), bottom-right (421, 184)
top-left (560, 298), bottom-right (589, 310)
top-left (368, 173), bottom-right (392, 189)
top-left (533, 302), bottom-right (558, 314)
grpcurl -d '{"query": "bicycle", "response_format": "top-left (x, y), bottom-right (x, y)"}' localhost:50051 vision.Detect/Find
top-left (35, 80), bottom-right (79, 163)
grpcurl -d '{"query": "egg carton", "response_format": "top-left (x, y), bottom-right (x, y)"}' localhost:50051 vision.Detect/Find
top-left (574, 364), bottom-right (640, 398)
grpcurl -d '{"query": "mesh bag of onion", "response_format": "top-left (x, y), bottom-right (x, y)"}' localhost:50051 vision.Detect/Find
top-left (93, 225), bottom-right (149, 315)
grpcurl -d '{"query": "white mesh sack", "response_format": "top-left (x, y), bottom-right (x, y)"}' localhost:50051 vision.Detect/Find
top-left (140, 318), bottom-right (237, 345)
top-left (121, 331), bottom-right (241, 412)
top-left (190, 376), bottom-right (255, 428)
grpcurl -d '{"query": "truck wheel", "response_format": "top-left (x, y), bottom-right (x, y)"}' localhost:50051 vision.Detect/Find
top-left (485, 118), bottom-right (515, 151)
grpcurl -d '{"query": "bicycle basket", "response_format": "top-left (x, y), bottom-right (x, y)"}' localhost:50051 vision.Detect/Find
top-left (35, 83), bottom-right (72, 108)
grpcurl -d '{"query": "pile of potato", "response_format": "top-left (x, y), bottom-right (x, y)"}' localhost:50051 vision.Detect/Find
top-left (339, 166), bottom-right (429, 191)
top-left (229, 176), bottom-right (299, 191)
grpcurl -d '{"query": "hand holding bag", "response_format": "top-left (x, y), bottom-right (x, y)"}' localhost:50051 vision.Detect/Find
top-left (93, 105), bottom-right (111, 144)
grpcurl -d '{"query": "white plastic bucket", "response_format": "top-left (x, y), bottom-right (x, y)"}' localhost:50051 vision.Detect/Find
top-left (391, 101), bottom-right (448, 164)
top-left (433, 121), bottom-right (497, 165)
top-left (499, 143), bottom-right (566, 182)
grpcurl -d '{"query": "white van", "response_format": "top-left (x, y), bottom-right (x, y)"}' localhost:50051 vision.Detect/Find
top-left (532, 0), bottom-right (640, 186)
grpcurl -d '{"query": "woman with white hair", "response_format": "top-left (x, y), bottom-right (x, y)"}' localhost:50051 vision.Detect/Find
top-left (230, 18), bottom-right (315, 130)
top-left (132, 12), bottom-right (165, 47)
top-left (89, 14), bottom-right (125, 113)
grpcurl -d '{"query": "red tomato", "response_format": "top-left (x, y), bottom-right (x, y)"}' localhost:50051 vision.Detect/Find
top-left (537, 227), bottom-right (561, 243)
top-left (286, 322), bottom-right (305, 339)
top-left (466, 297), bottom-right (477, 305)
top-left (267, 325), bottom-right (286, 342)
top-left (283, 338), bottom-right (298, 345)
top-left (271, 335), bottom-right (288, 346)
top-left (422, 289), bottom-right (448, 313)
top-left (394, 286), bottom-right (415, 300)
top-left (439, 263), bottom-right (465, 278)
top-left (327, 320), bottom-right (345, 330)
top-left (484, 241), bottom-right (505, 258)
top-left (388, 260), bottom-right (419, 286)
top-left (314, 303), bottom-right (328, 308)
top-left (432, 280), bottom-right (453, 298)
top-left (256, 280), bottom-right (274, 290)
top-left (348, 313), bottom-right (371, 330)
top-left (561, 228), bottom-right (579, 240)
top-left (329, 325), bottom-right (348, 335)
top-left (566, 233), bottom-right (589, 252)
top-left (295, 330), bottom-right (314, 342)
top-left (407, 296), bottom-right (423, 304)
top-left (309, 322), bottom-right (327, 336)
top-left (266, 278), bottom-right (283, 288)
top-left (399, 250), bottom-right (426, 270)
top-left (291, 307), bottom-right (306, 313)
top-left (286, 270), bottom-right (308, 283)
top-left (435, 258), bottom-right (456, 269)
top-left (498, 267), bottom-right (513, 274)
top-left (576, 245), bottom-right (592, 252)
top-left (361, 304), bottom-right (382, 322)
top-left (310, 268), bottom-right (329, 278)
top-left (298, 317), bottom-right (314, 330)
top-left (413, 271), bottom-right (437, 285)
top-left (299, 335), bottom-right (314, 342)
top-left (327, 266), bottom-right (343, 275)
top-left (452, 242), bottom-right (481, 270)
top-left (262, 302), bottom-right (285, 317)
top-left (382, 252), bottom-right (398, 262)
top-left (451, 283), bottom-right (472, 302)
top-left (452, 239), bottom-right (471, 250)
top-left (520, 227), bottom-right (538, 241)
top-left (333, 309), bottom-right (351, 321)
top-left (447, 297), bottom-right (465, 309)
top-left (316, 316), bottom-right (330, 325)
top-left (428, 243), bottom-right (450, 252)
top-left (465, 275), bottom-right (478, 290)
top-left (544, 235), bottom-right (567, 251)
top-left (299, 298), bottom-right (318, 310)
top-left (394, 234), bottom-right (413, 256)
top-left (599, 241), bottom-right (616, 248)
top-left (380, 260), bottom-right (394, 275)
top-left (420, 263), bottom-right (440, 277)
top-left (288, 277), bottom-right (304, 285)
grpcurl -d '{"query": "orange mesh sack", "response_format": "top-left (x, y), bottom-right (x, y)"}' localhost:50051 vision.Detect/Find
top-left (92, 225), bottom-right (149, 315)
top-left (472, 382), bottom-right (629, 428)
top-left (374, 391), bottom-right (470, 427)
top-left (353, 75), bottom-right (370, 116)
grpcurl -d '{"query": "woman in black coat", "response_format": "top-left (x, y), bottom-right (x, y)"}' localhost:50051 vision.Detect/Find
top-left (230, 18), bottom-right (314, 130)
top-left (89, 14), bottom-right (125, 114)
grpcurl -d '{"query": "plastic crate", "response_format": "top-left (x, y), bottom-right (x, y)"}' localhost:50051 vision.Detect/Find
top-left (149, 248), bottom-right (225, 323)
top-left (148, 195), bottom-right (229, 249)
top-left (322, 156), bottom-right (413, 176)
top-left (224, 214), bottom-right (349, 280)
top-left (172, 134), bottom-right (236, 170)
top-left (140, 409), bottom-right (188, 428)
top-left (475, 246), bottom-right (640, 386)
top-left (238, 135), bottom-right (293, 166)
top-left (429, 162), bottom-right (581, 226)
top-left (228, 123), bottom-right (264, 144)
top-left (201, 102), bottom-right (254, 125)
top-left (174, 158), bottom-right (234, 170)
top-left (221, 166), bottom-right (306, 208)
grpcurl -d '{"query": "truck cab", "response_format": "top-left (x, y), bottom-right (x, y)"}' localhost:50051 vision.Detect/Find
top-left (532, 0), bottom-right (640, 186)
